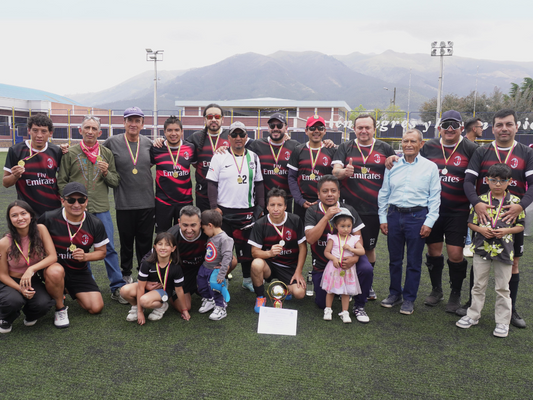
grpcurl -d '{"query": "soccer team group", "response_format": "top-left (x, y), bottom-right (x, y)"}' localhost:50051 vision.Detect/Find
top-left (0, 104), bottom-right (530, 338)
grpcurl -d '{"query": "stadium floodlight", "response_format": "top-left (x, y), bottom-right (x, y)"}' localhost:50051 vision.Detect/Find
top-left (431, 41), bottom-right (454, 137)
top-left (146, 49), bottom-right (164, 138)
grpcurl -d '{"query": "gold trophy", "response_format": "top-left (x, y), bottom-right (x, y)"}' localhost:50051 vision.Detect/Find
top-left (267, 281), bottom-right (288, 309)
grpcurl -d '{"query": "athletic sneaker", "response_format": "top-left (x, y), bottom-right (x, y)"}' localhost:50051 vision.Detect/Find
top-left (338, 310), bottom-right (352, 323)
top-left (354, 307), bottom-right (370, 323)
top-left (456, 315), bottom-right (479, 329)
top-left (463, 246), bottom-right (473, 258)
top-left (400, 300), bottom-right (414, 315)
top-left (209, 306), bottom-right (227, 321)
top-left (493, 323), bottom-right (509, 338)
top-left (323, 307), bottom-right (333, 321)
top-left (111, 288), bottom-right (129, 304)
top-left (54, 307), bottom-right (70, 329)
top-left (367, 287), bottom-right (377, 301)
top-left (424, 289), bottom-right (444, 306)
top-left (0, 320), bottom-right (12, 334)
top-left (123, 275), bottom-right (133, 284)
top-left (242, 277), bottom-right (254, 292)
top-left (511, 311), bottom-right (526, 329)
top-left (148, 302), bottom-right (169, 321)
top-left (199, 298), bottom-right (215, 313)
top-left (381, 294), bottom-right (403, 308)
top-left (23, 319), bottom-right (38, 327)
top-left (254, 296), bottom-right (266, 313)
top-left (126, 306), bottom-right (138, 322)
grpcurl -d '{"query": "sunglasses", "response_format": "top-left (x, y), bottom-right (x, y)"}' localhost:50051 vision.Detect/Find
top-left (440, 121), bottom-right (461, 130)
top-left (487, 178), bottom-right (510, 185)
top-left (206, 114), bottom-right (222, 120)
top-left (269, 123), bottom-right (284, 129)
top-left (65, 197), bottom-right (87, 205)
top-left (229, 131), bottom-right (247, 138)
top-left (308, 125), bottom-right (325, 132)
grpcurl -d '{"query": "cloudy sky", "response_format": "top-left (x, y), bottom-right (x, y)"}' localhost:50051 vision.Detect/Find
top-left (2, 0), bottom-right (532, 96)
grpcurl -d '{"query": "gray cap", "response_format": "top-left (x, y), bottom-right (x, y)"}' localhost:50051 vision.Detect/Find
top-left (329, 207), bottom-right (356, 225)
top-left (63, 182), bottom-right (88, 197)
top-left (229, 121), bottom-right (247, 134)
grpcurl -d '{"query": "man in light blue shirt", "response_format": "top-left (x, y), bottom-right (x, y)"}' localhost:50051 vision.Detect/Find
top-left (378, 129), bottom-right (441, 315)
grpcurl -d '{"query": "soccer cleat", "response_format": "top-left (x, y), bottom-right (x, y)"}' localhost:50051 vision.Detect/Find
top-left (242, 278), bottom-right (254, 292)
top-left (148, 302), bottom-right (169, 321)
top-left (424, 289), bottom-right (444, 306)
top-left (199, 298), bottom-right (215, 313)
top-left (54, 306), bottom-right (70, 329)
top-left (254, 296), bottom-right (267, 314)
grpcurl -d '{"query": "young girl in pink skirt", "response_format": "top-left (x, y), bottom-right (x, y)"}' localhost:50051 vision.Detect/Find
top-left (321, 208), bottom-right (365, 323)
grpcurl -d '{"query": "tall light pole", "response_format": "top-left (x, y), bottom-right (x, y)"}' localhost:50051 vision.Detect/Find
top-left (146, 48), bottom-right (164, 138)
top-left (431, 41), bottom-right (453, 137)
top-left (383, 87), bottom-right (396, 106)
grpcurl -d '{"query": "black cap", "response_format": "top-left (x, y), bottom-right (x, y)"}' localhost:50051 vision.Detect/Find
top-left (63, 182), bottom-right (88, 197)
top-left (268, 113), bottom-right (287, 125)
top-left (441, 110), bottom-right (462, 122)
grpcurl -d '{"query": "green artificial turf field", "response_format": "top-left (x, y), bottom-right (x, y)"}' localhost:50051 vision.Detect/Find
top-left (0, 151), bottom-right (532, 399)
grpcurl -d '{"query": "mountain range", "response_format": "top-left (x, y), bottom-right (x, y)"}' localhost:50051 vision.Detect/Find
top-left (68, 50), bottom-right (533, 112)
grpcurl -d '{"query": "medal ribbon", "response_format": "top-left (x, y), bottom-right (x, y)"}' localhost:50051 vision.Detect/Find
top-left (14, 240), bottom-right (31, 266)
top-left (440, 136), bottom-right (462, 168)
top-left (308, 144), bottom-right (322, 175)
top-left (21, 141), bottom-right (40, 163)
top-left (492, 141), bottom-right (516, 165)
top-left (272, 223), bottom-right (284, 241)
top-left (156, 261), bottom-right (170, 292)
top-left (208, 132), bottom-right (221, 154)
top-left (355, 139), bottom-right (375, 169)
top-left (166, 140), bottom-right (182, 171)
top-left (124, 134), bottom-right (140, 168)
top-left (319, 202), bottom-right (335, 233)
top-left (80, 141), bottom-right (101, 164)
top-left (488, 191), bottom-right (506, 228)
top-left (230, 148), bottom-right (246, 175)
top-left (338, 234), bottom-right (348, 262)
top-left (66, 213), bottom-right (86, 247)
top-left (269, 139), bottom-right (285, 167)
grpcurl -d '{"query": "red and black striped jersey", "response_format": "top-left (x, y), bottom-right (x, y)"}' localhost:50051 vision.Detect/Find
top-left (247, 138), bottom-right (300, 197)
top-left (420, 137), bottom-right (479, 216)
top-left (287, 143), bottom-right (335, 202)
top-left (248, 212), bottom-right (305, 268)
top-left (167, 225), bottom-right (208, 272)
top-left (4, 141), bottom-right (62, 216)
top-left (151, 140), bottom-right (197, 205)
top-left (38, 208), bottom-right (108, 271)
top-left (332, 139), bottom-right (395, 216)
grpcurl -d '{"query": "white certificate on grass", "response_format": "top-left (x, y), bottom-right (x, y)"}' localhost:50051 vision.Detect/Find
top-left (257, 306), bottom-right (298, 336)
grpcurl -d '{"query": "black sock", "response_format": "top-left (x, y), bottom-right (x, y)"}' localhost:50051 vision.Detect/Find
top-left (254, 284), bottom-right (265, 298)
top-left (509, 273), bottom-right (519, 311)
top-left (241, 262), bottom-right (251, 279)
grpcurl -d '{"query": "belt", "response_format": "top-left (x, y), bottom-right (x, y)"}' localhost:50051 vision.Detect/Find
top-left (390, 205), bottom-right (427, 213)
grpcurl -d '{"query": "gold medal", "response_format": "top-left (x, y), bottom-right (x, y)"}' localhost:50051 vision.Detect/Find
top-left (274, 167), bottom-right (280, 174)
top-left (132, 168), bottom-right (138, 174)
top-left (69, 244), bottom-right (77, 252)
top-left (361, 167), bottom-right (368, 174)
top-left (96, 155), bottom-right (103, 162)
top-left (18, 160), bottom-right (25, 167)
top-left (173, 171), bottom-right (179, 178)
top-left (237, 176), bottom-right (243, 184)
top-left (309, 173), bottom-right (316, 180)
top-left (340, 270), bottom-right (346, 277)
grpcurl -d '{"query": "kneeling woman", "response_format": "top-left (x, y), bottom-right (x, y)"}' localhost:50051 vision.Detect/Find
top-left (0, 201), bottom-right (57, 333)
top-left (121, 232), bottom-right (190, 324)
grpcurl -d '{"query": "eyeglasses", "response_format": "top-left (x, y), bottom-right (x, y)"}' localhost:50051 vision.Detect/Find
top-left (487, 178), bottom-right (510, 185)
top-left (65, 197), bottom-right (87, 205)
top-left (308, 125), bottom-right (325, 132)
top-left (269, 123), bottom-right (284, 129)
top-left (440, 121), bottom-right (461, 130)
top-left (206, 114), bottom-right (222, 120)
top-left (229, 131), bottom-right (247, 138)
top-left (476, 125), bottom-right (484, 129)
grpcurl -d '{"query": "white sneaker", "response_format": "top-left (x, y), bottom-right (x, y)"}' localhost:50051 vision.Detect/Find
top-left (23, 319), bottom-right (38, 327)
top-left (126, 305), bottom-right (138, 322)
top-left (463, 246), bottom-right (473, 258)
top-left (493, 323), bottom-right (509, 338)
top-left (242, 277), bottom-right (254, 292)
top-left (123, 275), bottom-right (134, 284)
top-left (456, 315), bottom-right (478, 329)
top-left (199, 298), bottom-right (216, 313)
top-left (339, 310), bottom-right (352, 323)
top-left (148, 302), bottom-right (169, 321)
top-left (209, 306), bottom-right (227, 321)
top-left (54, 307), bottom-right (70, 329)
top-left (354, 307), bottom-right (370, 323)
top-left (323, 307), bottom-right (333, 321)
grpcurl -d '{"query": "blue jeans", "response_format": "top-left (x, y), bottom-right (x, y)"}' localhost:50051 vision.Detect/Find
top-left (94, 211), bottom-right (125, 292)
top-left (387, 207), bottom-right (427, 302)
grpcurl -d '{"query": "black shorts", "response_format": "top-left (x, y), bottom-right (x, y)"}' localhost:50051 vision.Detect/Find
top-left (426, 214), bottom-right (468, 247)
top-left (514, 231), bottom-right (524, 258)
top-left (64, 267), bottom-right (100, 299)
top-left (265, 260), bottom-right (296, 286)
top-left (155, 201), bottom-right (192, 233)
top-left (360, 215), bottom-right (380, 251)
top-left (182, 266), bottom-right (200, 295)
